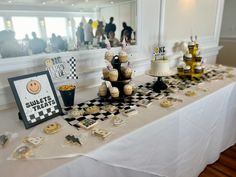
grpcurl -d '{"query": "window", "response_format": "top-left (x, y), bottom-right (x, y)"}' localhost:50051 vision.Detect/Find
top-left (45, 17), bottom-right (67, 38)
top-left (74, 17), bottom-right (90, 28)
top-left (0, 17), bottom-right (5, 31)
top-left (12, 17), bottom-right (40, 39)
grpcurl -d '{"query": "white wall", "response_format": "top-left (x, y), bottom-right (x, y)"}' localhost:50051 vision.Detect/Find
top-left (217, 0), bottom-right (236, 66)
top-left (220, 0), bottom-right (236, 38)
top-left (164, 0), bottom-right (218, 41)
top-left (98, 1), bottom-right (137, 40)
top-left (0, 0), bottom-right (224, 109)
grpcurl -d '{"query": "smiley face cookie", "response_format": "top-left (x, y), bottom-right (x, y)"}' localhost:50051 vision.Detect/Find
top-left (160, 99), bottom-right (173, 108)
top-left (45, 59), bottom-right (54, 67)
top-left (44, 122), bottom-right (61, 134)
top-left (26, 80), bottom-right (41, 95)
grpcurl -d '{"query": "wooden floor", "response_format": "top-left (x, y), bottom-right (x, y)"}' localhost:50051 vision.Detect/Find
top-left (199, 144), bottom-right (236, 177)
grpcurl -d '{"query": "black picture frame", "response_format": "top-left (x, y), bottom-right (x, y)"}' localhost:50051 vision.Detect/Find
top-left (8, 71), bottom-right (62, 129)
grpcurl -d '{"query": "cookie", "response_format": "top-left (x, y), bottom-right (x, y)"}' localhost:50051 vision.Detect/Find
top-left (13, 145), bottom-right (33, 159)
top-left (44, 122), bottom-right (61, 134)
top-left (185, 90), bottom-right (196, 97)
top-left (160, 99), bottom-right (173, 108)
top-left (24, 137), bottom-right (44, 147)
top-left (85, 106), bottom-right (100, 114)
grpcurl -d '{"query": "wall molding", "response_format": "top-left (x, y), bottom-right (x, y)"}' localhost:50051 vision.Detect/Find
top-left (0, 0), bottom-right (225, 108)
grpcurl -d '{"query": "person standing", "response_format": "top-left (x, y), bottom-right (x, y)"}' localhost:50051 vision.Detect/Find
top-left (105, 17), bottom-right (116, 38)
top-left (84, 19), bottom-right (94, 45)
top-left (76, 22), bottom-right (85, 48)
top-left (120, 22), bottom-right (133, 44)
top-left (95, 21), bottom-right (105, 43)
top-left (29, 32), bottom-right (46, 54)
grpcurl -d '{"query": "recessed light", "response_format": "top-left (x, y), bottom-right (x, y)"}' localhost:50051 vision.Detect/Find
top-left (71, 3), bottom-right (74, 6)
top-left (110, 1), bottom-right (114, 4)
top-left (8, 0), bottom-right (12, 3)
top-left (85, 0), bottom-right (89, 2)
top-left (42, 2), bottom-right (46, 5)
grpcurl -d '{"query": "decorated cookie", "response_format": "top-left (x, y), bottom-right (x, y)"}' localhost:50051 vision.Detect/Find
top-left (91, 128), bottom-right (112, 139)
top-left (65, 135), bottom-right (82, 145)
top-left (13, 145), bottom-right (33, 159)
top-left (44, 122), bottom-right (61, 135)
top-left (26, 80), bottom-right (41, 95)
top-left (24, 136), bottom-right (44, 147)
top-left (185, 90), bottom-right (196, 97)
top-left (160, 99), bottom-right (173, 108)
top-left (85, 106), bottom-right (100, 114)
top-left (68, 108), bottom-right (84, 118)
top-left (102, 105), bottom-right (118, 113)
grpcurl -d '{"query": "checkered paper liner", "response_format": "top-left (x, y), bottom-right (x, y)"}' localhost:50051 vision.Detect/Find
top-left (63, 69), bottom-right (226, 130)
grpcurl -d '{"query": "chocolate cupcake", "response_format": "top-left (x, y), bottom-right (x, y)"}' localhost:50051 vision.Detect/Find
top-left (183, 53), bottom-right (192, 62)
top-left (177, 62), bottom-right (186, 73)
top-left (184, 65), bottom-right (191, 73)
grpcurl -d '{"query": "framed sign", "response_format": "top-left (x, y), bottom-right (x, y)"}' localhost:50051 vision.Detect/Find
top-left (8, 71), bottom-right (62, 129)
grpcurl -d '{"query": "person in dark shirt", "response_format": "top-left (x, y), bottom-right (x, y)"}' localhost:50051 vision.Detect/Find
top-left (120, 22), bottom-right (133, 44)
top-left (0, 30), bottom-right (26, 58)
top-left (105, 17), bottom-right (116, 38)
top-left (76, 22), bottom-right (85, 48)
top-left (29, 32), bottom-right (46, 54)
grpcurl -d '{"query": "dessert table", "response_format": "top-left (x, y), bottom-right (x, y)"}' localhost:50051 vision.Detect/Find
top-left (0, 66), bottom-right (236, 177)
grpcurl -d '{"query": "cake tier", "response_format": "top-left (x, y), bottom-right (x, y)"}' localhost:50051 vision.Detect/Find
top-left (150, 60), bottom-right (170, 75)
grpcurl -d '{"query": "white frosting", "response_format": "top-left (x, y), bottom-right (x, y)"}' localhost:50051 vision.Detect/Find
top-left (188, 42), bottom-right (195, 46)
top-left (105, 51), bottom-right (113, 57)
top-left (177, 62), bottom-right (186, 68)
top-left (184, 53), bottom-right (192, 59)
top-left (195, 66), bottom-right (202, 70)
top-left (184, 65), bottom-right (191, 70)
top-left (124, 84), bottom-right (133, 95)
top-left (150, 59), bottom-right (170, 75)
top-left (110, 87), bottom-right (119, 97)
top-left (119, 51), bottom-right (127, 56)
top-left (196, 62), bottom-right (201, 66)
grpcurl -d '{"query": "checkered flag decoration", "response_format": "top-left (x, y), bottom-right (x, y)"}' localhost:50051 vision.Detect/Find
top-left (67, 57), bottom-right (79, 80)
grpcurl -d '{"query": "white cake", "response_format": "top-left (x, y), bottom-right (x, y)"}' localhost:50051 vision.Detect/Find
top-left (150, 59), bottom-right (170, 76)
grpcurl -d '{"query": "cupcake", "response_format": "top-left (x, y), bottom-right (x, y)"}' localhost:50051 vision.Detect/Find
top-left (188, 41), bottom-right (195, 50)
top-left (194, 65), bottom-right (202, 74)
top-left (184, 65), bottom-right (191, 73)
top-left (119, 51), bottom-right (128, 63)
top-left (105, 50), bottom-right (114, 62)
top-left (102, 68), bottom-right (110, 79)
top-left (195, 55), bottom-right (202, 62)
top-left (177, 62), bottom-right (186, 73)
top-left (108, 69), bottom-right (118, 81)
top-left (183, 53), bottom-right (192, 62)
top-left (123, 84), bottom-right (133, 96)
top-left (110, 87), bottom-right (119, 98)
top-left (99, 84), bottom-right (108, 97)
top-left (123, 67), bottom-right (133, 79)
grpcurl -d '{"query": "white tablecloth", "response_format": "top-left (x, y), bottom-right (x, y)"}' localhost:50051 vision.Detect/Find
top-left (43, 81), bottom-right (236, 177)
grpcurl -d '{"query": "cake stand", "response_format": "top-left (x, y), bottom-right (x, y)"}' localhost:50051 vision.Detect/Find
top-left (147, 69), bottom-right (177, 92)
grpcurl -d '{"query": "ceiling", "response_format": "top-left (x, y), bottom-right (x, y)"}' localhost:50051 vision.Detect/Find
top-left (0, 0), bottom-right (132, 11)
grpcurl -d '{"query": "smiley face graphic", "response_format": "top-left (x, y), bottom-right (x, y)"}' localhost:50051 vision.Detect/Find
top-left (26, 80), bottom-right (41, 95)
top-left (45, 59), bottom-right (53, 67)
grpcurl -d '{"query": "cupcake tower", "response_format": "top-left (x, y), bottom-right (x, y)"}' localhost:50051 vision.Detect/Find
top-left (177, 36), bottom-right (205, 79)
top-left (99, 49), bottom-right (134, 99)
